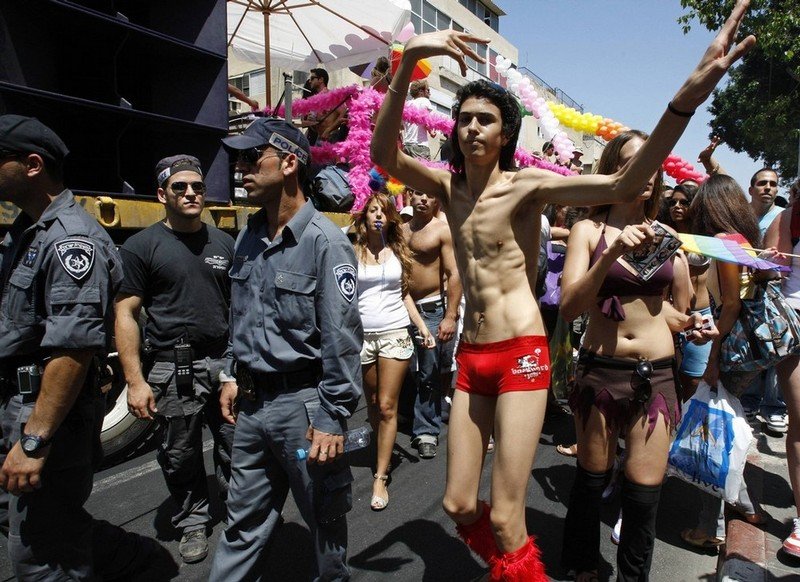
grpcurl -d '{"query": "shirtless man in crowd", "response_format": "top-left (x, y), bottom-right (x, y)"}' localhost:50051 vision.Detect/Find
top-left (371, 4), bottom-right (754, 578)
top-left (401, 189), bottom-right (462, 460)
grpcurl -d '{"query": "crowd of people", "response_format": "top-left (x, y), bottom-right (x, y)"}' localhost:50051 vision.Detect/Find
top-left (4, 2), bottom-right (800, 581)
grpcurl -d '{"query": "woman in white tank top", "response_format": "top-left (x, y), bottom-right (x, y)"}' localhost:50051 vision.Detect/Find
top-left (351, 193), bottom-right (434, 511)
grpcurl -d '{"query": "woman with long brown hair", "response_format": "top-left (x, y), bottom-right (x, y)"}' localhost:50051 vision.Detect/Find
top-left (351, 192), bottom-right (434, 510)
top-left (559, 130), bottom-right (709, 581)
top-left (680, 174), bottom-right (767, 548)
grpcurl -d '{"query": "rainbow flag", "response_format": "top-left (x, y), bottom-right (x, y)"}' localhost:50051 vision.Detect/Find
top-left (678, 233), bottom-right (790, 272)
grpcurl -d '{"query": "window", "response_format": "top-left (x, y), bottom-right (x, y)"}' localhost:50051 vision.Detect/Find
top-left (423, 2), bottom-right (435, 26)
top-left (411, 13), bottom-right (421, 35)
top-left (249, 70), bottom-right (266, 96)
top-left (407, 4), bottom-right (490, 77)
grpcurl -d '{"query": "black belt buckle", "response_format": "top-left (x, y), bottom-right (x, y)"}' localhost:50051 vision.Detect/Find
top-left (417, 300), bottom-right (442, 313)
top-left (237, 364), bottom-right (256, 401)
top-left (631, 357), bottom-right (653, 405)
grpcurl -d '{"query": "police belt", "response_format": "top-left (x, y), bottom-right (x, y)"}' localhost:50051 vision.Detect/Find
top-left (147, 337), bottom-right (228, 363)
top-left (236, 362), bottom-right (322, 396)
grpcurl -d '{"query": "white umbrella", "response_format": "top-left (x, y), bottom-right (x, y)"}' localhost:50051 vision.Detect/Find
top-left (227, 0), bottom-right (411, 106)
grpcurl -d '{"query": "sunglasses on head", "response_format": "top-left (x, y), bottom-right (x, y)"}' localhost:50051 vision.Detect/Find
top-left (169, 181), bottom-right (206, 195)
top-left (630, 357), bottom-right (653, 405)
top-left (669, 198), bottom-right (689, 208)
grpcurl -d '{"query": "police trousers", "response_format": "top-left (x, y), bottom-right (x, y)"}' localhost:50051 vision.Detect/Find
top-left (0, 392), bottom-right (153, 580)
top-left (145, 357), bottom-right (234, 532)
top-left (209, 385), bottom-right (353, 582)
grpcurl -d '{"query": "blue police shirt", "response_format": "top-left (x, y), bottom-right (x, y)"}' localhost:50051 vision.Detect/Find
top-left (0, 190), bottom-right (123, 359)
top-left (228, 201), bottom-right (363, 435)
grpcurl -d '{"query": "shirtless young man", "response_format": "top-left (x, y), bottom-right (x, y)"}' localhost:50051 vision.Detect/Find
top-left (371, 5), bottom-right (754, 579)
top-left (401, 190), bottom-right (462, 459)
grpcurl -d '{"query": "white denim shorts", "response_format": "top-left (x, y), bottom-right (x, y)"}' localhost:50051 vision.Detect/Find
top-left (360, 328), bottom-right (414, 364)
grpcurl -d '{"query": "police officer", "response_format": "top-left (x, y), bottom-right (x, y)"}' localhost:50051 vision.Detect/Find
top-left (209, 119), bottom-right (363, 581)
top-left (0, 115), bottom-right (163, 579)
top-left (115, 155), bottom-right (235, 563)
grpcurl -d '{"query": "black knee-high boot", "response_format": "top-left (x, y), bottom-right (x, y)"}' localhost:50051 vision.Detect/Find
top-left (617, 480), bottom-right (662, 582)
top-left (561, 463), bottom-right (611, 573)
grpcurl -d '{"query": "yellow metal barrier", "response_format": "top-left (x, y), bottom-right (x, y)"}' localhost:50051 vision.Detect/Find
top-left (2, 198), bottom-right (351, 233)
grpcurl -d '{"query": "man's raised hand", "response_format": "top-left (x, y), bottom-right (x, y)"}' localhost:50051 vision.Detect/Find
top-left (404, 30), bottom-right (490, 77)
top-left (673, 0), bottom-right (756, 112)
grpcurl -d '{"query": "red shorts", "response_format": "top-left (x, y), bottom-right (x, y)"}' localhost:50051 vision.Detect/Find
top-left (455, 336), bottom-right (551, 396)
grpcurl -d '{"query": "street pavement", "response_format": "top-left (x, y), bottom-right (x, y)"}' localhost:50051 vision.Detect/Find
top-left (719, 416), bottom-right (800, 582)
top-left (0, 401), bottom-right (751, 581)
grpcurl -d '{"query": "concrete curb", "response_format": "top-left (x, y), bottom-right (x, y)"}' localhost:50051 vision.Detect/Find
top-left (718, 519), bottom-right (768, 582)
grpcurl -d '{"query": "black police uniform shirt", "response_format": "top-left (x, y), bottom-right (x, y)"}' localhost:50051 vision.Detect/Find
top-left (118, 222), bottom-right (234, 352)
top-left (0, 190), bottom-right (123, 369)
top-left (227, 200), bottom-right (363, 435)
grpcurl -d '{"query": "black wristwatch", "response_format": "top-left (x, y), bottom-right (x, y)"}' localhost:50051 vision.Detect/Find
top-left (20, 434), bottom-right (51, 456)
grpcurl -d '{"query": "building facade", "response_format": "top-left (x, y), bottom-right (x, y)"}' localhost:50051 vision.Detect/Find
top-left (228, 0), bottom-right (600, 170)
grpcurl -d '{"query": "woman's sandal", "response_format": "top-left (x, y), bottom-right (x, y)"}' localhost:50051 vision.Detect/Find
top-left (371, 474), bottom-right (389, 511)
top-left (733, 507), bottom-right (768, 526)
top-left (556, 443), bottom-right (578, 458)
top-left (681, 528), bottom-right (725, 549)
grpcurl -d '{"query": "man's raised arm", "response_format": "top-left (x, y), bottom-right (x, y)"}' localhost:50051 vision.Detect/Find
top-left (371, 31), bottom-right (489, 199)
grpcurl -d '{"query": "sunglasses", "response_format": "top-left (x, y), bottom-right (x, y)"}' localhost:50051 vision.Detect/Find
top-left (236, 147), bottom-right (285, 167)
top-left (0, 149), bottom-right (22, 159)
top-left (669, 198), bottom-right (689, 208)
top-left (630, 357), bottom-right (654, 405)
top-left (169, 181), bottom-right (207, 195)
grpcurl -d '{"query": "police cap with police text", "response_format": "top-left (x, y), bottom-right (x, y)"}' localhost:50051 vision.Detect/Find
top-left (0, 115), bottom-right (69, 164)
top-left (222, 118), bottom-right (311, 166)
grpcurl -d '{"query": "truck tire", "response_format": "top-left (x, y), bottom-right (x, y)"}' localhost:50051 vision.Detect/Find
top-left (100, 356), bottom-right (158, 465)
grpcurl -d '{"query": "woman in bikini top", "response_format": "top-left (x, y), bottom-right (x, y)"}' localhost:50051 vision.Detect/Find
top-left (558, 131), bottom-right (710, 582)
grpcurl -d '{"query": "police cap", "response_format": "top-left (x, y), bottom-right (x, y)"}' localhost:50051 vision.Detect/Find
top-left (0, 115), bottom-right (69, 164)
top-left (222, 118), bottom-right (310, 166)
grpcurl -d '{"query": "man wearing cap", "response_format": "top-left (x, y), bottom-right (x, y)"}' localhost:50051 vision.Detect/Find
top-left (570, 148), bottom-right (584, 174)
top-left (0, 115), bottom-right (161, 578)
top-left (114, 155), bottom-right (235, 564)
top-left (209, 118), bottom-right (362, 581)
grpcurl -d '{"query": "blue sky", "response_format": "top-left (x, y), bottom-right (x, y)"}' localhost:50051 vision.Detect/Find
top-left (500, 0), bottom-right (771, 193)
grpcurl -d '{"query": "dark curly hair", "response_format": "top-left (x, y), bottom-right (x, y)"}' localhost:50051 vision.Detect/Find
top-left (448, 80), bottom-right (521, 175)
top-left (690, 174), bottom-right (761, 247)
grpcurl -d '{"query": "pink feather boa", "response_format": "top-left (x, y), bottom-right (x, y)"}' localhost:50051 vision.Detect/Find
top-left (272, 84), bottom-right (576, 211)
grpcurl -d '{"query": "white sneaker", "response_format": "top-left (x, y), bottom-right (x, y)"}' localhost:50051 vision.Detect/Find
top-left (783, 517), bottom-right (800, 558)
top-left (611, 511), bottom-right (622, 545)
top-left (766, 413), bottom-right (789, 434)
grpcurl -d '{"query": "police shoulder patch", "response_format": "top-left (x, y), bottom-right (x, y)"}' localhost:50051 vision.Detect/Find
top-left (333, 264), bottom-right (357, 303)
top-left (54, 238), bottom-right (95, 281)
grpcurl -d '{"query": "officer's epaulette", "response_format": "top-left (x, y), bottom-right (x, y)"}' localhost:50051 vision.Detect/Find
top-left (56, 211), bottom-right (91, 237)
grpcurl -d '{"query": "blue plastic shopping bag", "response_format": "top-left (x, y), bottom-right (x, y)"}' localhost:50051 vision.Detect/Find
top-left (667, 380), bottom-right (752, 503)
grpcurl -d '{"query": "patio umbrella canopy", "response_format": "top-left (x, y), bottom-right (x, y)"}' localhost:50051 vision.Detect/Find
top-left (227, 0), bottom-right (411, 106)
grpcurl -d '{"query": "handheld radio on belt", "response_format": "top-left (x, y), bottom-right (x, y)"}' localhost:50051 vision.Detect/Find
top-left (174, 336), bottom-right (194, 392)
